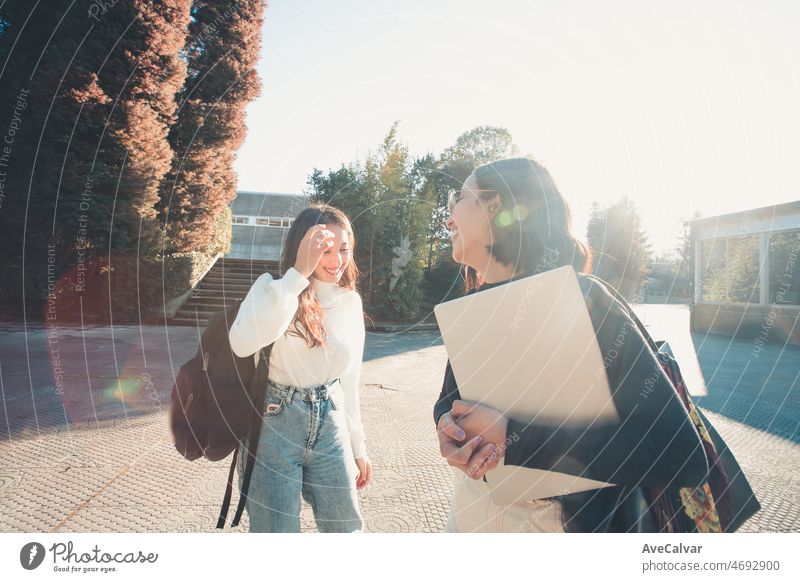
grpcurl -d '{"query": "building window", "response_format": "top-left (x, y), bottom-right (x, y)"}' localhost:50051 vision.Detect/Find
top-left (236, 215), bottom-right (294, 228)
top-left (700, 235), bottom-right (760, 303)
top-left (769, 230), bottom-right (800, 305)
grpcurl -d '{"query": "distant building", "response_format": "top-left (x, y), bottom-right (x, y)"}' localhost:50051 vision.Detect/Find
top-left (689, 200), bottom-right (800, 345)
top-left (226, 191), bottom-right (309, 260)
top-left (643, 262), bottom-right (691, 303)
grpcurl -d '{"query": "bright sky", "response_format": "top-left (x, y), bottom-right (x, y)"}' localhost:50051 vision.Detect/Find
top-left (234, 0), bottom-right (800, 256)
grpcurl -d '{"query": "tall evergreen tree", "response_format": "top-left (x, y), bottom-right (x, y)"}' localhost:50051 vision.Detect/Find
top-left (158, 0), bottom-right (265, 254)
top-left (0, 0), bottom-right (192, 320)
top-left (586, 197), bottom-right (653, 300)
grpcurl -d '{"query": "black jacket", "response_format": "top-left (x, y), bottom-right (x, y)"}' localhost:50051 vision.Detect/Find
top-left (433, 272), bottom-right (710, 532)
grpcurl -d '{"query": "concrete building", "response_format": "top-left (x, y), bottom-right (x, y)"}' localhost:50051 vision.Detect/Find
top-left (690, 201), bottom-right (800, 345)
top-left (226, 191), bottom-right (309, 261)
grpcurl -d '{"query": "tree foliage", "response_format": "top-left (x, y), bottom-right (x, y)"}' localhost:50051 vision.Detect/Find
top-left (0, 1), bottom-right (264, 322)
top-left (158, 0), bottom-right (265, 253)
top-left (586, 197), bottom-right (653, 300)
top-left (307, 123), bottom-right (516, 320)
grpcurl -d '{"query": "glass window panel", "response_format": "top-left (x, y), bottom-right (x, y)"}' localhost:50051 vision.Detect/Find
top-left (769, 230), bottom-right (800, 305)
top-left (700, 238), bottom-right (726, 302)
top-left (700, 235), bottom-right (760, 303)
top-left (726, 236), bottom-right (760, 302)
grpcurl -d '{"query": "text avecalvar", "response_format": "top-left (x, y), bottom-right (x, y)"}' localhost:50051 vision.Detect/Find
top-left (642, 544), bottom-right (702, 554)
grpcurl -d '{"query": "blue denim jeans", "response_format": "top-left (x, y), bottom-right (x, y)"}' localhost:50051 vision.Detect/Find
top-left (237, 377), bottom-right (363, 533)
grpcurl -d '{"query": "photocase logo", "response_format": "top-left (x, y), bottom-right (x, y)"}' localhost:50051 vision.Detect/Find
top-left (20, 542), bottom-right (46, 570)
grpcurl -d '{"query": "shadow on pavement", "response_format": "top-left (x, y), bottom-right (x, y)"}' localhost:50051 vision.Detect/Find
top-left (691, 332), bottom-right (800, 444)
top-left (0, 323), bottom-right (444, 439)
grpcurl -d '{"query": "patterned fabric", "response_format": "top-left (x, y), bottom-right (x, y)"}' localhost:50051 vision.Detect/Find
top-left (647, 350), bottom-right (730, 533)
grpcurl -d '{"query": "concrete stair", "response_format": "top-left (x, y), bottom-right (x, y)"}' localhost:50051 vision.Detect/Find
top-left (168, 257), bottom-right (281, 327)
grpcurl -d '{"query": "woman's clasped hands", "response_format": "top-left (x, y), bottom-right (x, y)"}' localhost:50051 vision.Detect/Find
top-left (436, 399), bottom-right (510, 480)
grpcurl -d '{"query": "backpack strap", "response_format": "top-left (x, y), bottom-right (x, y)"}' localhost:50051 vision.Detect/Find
top-left (216, 346), bottom-right (271, 529)
top-left (232, 362), bottom-right (267, 527)
top-left (216, 446), bottom-right (239, 528)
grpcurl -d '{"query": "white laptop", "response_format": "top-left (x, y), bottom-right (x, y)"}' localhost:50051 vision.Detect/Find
top-left (433, 265), bottom-right (619, 504)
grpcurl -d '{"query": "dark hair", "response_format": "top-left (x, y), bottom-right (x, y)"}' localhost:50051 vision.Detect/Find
top-left (465, 156), bottom-right (592, 290)
top-left (279, 204), bottom-right (359, 347)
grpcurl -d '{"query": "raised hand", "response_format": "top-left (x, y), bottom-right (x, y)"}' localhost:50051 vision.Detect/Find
top-left (294, 224), bottom-right (336, 278)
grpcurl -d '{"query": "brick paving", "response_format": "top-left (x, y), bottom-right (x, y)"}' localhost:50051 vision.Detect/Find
top-left (0, 305), bottom-right (797, 532)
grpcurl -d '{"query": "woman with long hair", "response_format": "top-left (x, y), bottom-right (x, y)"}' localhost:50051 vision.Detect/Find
top-left (229, 204), bottom-right (372, 532)
top-left (434, 157), bottom-right (708, 532)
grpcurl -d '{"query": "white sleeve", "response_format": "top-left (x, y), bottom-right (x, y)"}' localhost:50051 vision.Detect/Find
top-left (340, 293), bottom-right (368, 460)
top-left (228, 267), bottom-right (310, 358)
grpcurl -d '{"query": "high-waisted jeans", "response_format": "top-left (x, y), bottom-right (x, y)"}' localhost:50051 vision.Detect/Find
top-left (237, 377), bottom-right (363, 532)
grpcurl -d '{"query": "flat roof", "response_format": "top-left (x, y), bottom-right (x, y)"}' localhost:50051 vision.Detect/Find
top-left (236, 191), bottom-right (309, 197)
top-left (688, 200), bottom-right (800, 228)
top-left (230, 191), bottom-right (309, 217)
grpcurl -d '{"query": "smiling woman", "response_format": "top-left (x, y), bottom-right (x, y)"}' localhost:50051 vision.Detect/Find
top-left (434, 157), bottom-right (711, 533)
top-left (277, 205), bottom-right (357, 347)
top-left (228, 204), bottom-right (373, 532)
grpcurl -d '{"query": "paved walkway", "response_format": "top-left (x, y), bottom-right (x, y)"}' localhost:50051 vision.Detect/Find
top-left (0, 305), bottom-right (797, 532)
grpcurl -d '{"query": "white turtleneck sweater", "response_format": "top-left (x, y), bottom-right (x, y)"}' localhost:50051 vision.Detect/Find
top-left (228, 267), bottom-right (368, 460)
